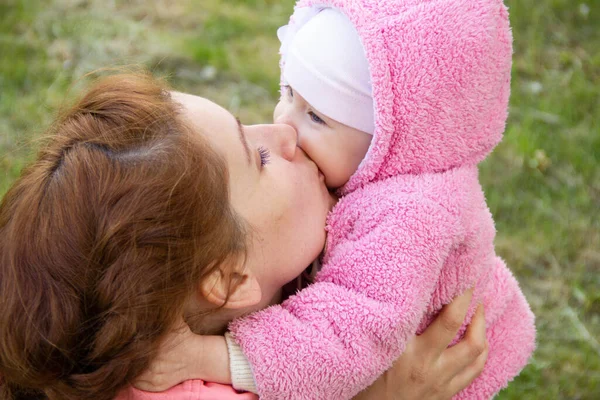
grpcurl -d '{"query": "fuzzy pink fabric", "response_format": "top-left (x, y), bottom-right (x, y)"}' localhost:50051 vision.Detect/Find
top-left (229, 0), bottom-right (536, 399)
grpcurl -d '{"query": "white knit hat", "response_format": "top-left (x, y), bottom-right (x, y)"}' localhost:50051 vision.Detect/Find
top-left (278, 7), bottom-right (374, 134)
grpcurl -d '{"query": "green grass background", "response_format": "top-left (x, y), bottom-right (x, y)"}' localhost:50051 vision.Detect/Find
top-left (1, 0), bottom-right (598, 398)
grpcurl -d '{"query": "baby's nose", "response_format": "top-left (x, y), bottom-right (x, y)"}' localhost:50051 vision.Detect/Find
top-left (274, 109), bottom-right (291, 126)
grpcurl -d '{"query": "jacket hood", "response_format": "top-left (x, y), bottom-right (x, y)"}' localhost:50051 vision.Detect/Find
top-left (288, 0), bottom-right (513, 193)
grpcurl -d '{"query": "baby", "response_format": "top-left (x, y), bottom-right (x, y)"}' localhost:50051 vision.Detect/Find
top-left (142, 1), bottom-right (535, 399)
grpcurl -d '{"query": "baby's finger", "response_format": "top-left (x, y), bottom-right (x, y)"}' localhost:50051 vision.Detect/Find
top-left (420, 289), bottom-right (474, 358)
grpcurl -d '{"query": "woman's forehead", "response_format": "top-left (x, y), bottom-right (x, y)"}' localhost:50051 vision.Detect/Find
top-left (171, 91), bottom-right (230, 122)
top-left (172, 92), bottom-right (237, 140)
top-left (171, 91), bottom-right (248, 170)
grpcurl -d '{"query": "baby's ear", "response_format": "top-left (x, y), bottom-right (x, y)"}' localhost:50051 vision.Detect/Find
top-left (199, 266), bottom-right (262, 310)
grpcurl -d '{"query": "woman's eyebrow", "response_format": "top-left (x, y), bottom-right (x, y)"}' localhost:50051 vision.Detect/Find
top-left (235, 117), bottom-right (252, 166)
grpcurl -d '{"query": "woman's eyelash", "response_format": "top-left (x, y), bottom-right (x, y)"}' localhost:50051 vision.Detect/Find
top-left (258, 146), bottom-right (271, 167)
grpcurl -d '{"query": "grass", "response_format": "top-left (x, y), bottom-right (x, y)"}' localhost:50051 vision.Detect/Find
top-left (1, 0), bottom-right (598, 398)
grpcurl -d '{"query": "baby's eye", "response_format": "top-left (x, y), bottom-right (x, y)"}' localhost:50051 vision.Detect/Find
top-left (308, 111), bottom-right (325, 125)
top-left (258, 146), bottom-right (271, 167)
top-left (281, 85), bottom-right (294, 99)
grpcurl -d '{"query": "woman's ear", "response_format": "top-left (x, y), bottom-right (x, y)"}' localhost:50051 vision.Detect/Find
top-left (199, 267), bottom-right (262, 310)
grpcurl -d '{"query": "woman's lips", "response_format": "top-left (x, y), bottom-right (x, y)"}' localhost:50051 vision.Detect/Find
top-left (306, 155), bottom-right (324, 180)
top-left (296, 146), bottom-right (325, 182)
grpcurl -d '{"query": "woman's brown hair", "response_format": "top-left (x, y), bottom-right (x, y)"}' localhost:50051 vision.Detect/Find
top-left (0, 72), bottom-right (246, 399)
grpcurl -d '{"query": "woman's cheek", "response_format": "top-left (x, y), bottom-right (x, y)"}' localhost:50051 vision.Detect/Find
top-left (268, 164), bottom-right (306, 223)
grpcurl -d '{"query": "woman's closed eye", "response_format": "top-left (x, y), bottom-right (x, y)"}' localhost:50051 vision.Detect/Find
top-left (258, 146), bottom-right (271, 167)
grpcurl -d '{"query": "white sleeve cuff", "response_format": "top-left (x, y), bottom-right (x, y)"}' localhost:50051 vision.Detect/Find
top-left (225, 332), bottom-right (258, 394)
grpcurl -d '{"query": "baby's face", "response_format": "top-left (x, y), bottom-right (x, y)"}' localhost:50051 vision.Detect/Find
top-left (274, 85), bottom-right (372, 189)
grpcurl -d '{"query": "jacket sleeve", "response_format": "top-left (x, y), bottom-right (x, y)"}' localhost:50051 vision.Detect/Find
top-left (228, 195), bottom-right (456, 400)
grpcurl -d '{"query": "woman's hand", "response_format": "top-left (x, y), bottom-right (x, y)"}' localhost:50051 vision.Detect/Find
top-left (354, 290), bottom-right (488, 400)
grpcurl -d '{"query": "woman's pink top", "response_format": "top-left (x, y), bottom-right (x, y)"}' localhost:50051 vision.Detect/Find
top-left (115, 380), bottom-right (258, 400)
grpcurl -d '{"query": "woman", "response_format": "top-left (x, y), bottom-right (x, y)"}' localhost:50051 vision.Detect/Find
top-left (0, 72), bottom-right (487, 400)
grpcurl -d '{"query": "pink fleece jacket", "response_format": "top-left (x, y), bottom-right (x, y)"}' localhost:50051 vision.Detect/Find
top-left (228, 0), bottom-right (536, 399)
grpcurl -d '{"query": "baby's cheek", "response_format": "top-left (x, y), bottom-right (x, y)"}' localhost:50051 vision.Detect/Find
top-left (319, 164), bottom-right (346, 190)
top-left (300, 135), bottom-right (327, 166)
top-left (317, 146), bottom-right (354, 188)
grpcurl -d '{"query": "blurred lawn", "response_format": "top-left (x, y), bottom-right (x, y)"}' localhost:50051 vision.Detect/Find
top-left (1, 0), bottom-right (598, 398)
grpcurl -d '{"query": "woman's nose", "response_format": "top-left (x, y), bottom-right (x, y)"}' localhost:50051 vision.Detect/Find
top-left (270, 123), bottom-right (298, 161)
top-left (247, 124), bottom-right (298, 162)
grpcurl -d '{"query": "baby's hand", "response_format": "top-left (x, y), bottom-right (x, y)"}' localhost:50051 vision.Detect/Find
top-left (134, 318), bottom-right (206, 392)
